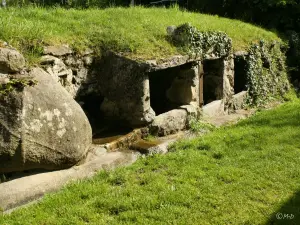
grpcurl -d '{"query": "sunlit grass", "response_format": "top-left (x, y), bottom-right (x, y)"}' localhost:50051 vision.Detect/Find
top-left (0, 6), bottom-right (281, 63)
top-left (1, 99), bottom-right (300, 224)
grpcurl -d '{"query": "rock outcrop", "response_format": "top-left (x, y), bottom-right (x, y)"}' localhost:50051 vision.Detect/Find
top-left (0, 47), bottom-right (25, 73)
top-left (0, 67), bottom-right (92, 173)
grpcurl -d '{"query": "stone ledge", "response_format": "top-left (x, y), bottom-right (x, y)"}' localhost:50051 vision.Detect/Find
top-left (0, 148), bottom-right (139, 213)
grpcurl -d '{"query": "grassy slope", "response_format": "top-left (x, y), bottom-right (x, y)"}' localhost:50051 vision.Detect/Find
top-left (0, 6), bottom-right (281, 62)
top-left (1, 99), bottom-right (300, 224)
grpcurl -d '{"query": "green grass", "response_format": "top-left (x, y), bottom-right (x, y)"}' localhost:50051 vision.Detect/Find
top-left (0, 6), bottom-right (281, 63)
top-left (1, 99), bottom-right (300, 224)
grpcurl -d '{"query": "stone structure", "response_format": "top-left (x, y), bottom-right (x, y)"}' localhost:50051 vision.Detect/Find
top-left (0, 23), bottom-right (290, 173)
top-left (42, 50), bottom-right (235, 135)
top-left (39, 27), bottom-right (236, 136)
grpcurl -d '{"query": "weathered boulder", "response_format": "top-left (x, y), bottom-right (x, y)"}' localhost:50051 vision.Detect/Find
top-left (0, 67), bottom-right (92, 173)
top-left (149, 109), bottom-right (187, 136)
top-left (0, 47), bottom-right (25, 73)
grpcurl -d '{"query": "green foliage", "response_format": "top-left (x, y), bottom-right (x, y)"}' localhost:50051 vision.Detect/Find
top-left (6, 0), bottom-right (127, 8)
top-left (0, 79), bottom-right (37, 95)
top-left (245, 41), bottom-right (290, 106)
top-left (188, 117), bottom-right (216, 133)
top-left (143, 134), bottom-right (157, 142)
top-left (286, 31), bottom-right (300, 81)
top-left (283, 89), bottom-right (298, 102)
top-left (1, 100), bottom-right (300, 223)
top-left (171, 23), bottom-right (232, 59)
top-left (183, 0), bottom-right (300, 84)
top-left (186, 0), bottom-right (300, 32)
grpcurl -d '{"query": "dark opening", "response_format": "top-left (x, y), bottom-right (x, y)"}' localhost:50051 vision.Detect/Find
top-left (76, 93), bottom-right (104, 132)
top-left (203, 59), bottom-right (224, 104)
top-left (234, 56), bottom-right (248, 93)
top-left (149, 63), bottom-right (193, 115)
top-left (76, 93), bottom-right (133, 144)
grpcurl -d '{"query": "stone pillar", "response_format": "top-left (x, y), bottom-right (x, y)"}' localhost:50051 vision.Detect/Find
top-left (222, 55), bottom-right (235, 114)
top-left (135, 75), bottom-right (155, 125)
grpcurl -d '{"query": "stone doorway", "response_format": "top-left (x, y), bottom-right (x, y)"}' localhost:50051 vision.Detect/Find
top-left (234, 56), bottom-right (248, 94)
top-left (203, 59), bottom-right (224, 104)
top-left (76, 92), bottom-right (133, 144)
top-left (76, 93), bottom-right (104, 133)
top-left (149, 62), bottom-right (198, 115)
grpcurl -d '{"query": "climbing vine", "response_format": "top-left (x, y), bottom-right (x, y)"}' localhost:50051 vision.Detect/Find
top-left (245, 40), bottom-right (290, 106)
top-left (170, 23), bottom-right (232, 59)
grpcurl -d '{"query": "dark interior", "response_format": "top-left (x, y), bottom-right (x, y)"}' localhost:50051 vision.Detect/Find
top-left (234, 56), bottom-right (248, 93)
top-left (203, 59), bottom-right (224, 104)
top-left (149, 63), bottom-right (192, 115)
top-left (76, 93), bottom-right (104, 132)
top-left (75, 93), bottom-right (132, 142)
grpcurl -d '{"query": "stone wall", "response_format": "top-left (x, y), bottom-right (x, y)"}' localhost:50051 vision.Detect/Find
top-left (39, 45), bottom-right (236, 128)
top-left (41, 47), bottom-right (155, 126)
top-left (38, 35), bottom-right (289, 131)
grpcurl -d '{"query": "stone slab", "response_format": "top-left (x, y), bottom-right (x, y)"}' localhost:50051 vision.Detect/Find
top-left (233, 91), bottom-right (248, 110)
top-left (202, 100), bottom-right (225, 117)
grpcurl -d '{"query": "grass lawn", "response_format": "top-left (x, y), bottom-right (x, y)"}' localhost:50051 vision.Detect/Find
top-left (0, 6), bottom-right (281, 63)
top-left (1, 99), bottom-right (300, 224)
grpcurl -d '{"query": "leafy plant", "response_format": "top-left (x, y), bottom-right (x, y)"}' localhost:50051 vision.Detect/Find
top-left (0, 79), bottom-right (37, 95)
top-left (245, 40), bottom-right (290, 106)
top-left (188, 117), bottom-right (216, 133)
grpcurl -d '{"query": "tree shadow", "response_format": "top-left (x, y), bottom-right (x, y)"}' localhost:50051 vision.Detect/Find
top-left (266, 190), bottom-right (300, 225)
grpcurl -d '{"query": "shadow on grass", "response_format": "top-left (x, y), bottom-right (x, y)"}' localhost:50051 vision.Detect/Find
top-left (266, 190), bottom-right (300, 225)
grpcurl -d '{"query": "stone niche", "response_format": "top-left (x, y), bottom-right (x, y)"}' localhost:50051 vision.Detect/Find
top-left (201, 56), bottom-right (234, 117)
top-left (148, 62), bottom-right (199, 115)
top-left (203, 59), bottom-right (224, 104)
top-left (232, 51), bottom-right (248, 110)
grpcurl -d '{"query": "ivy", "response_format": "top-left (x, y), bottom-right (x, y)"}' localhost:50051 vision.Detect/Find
top-left (170, 23), bottom-right (232, 59)
top-left (245, 41), bottom-right (290, 106)
top-left (169, 23), bottom-right (289, 107)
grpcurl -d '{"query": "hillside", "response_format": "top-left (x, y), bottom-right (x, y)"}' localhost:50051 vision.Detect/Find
top-left (0, 6), bottom-right (282, 63)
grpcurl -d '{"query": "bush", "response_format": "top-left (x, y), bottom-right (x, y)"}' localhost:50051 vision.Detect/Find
top-left (186, 0), bottom-right (300, 33)
top-left (5, 0), bottom-right (128, 8)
